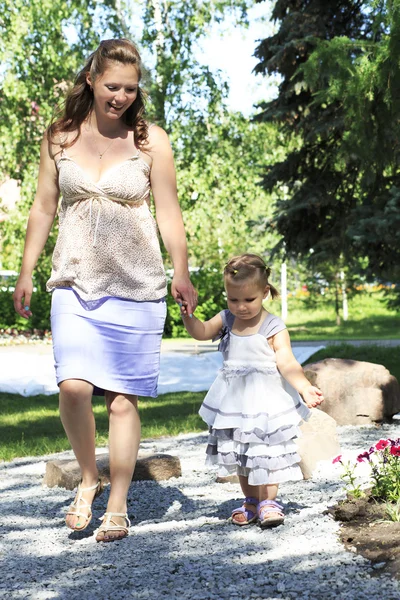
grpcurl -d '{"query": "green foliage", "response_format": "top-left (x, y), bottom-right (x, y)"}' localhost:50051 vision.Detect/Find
top-left (0, 0), bottom-right (279, 336)
top-left (140, 1), bottom-right (280, 298)
top-left (369, 445), bottom-right (400, 504)
top-left (385, 500), bottom-right (400, 522)
top-left (165, 268), bottom-right (225, 337)
top-left (334, 439), bottom-right (400, 504)
top-left (254, 0), bottom-right (400, 293)
top-left (333, 456), bottom-right (365, 499)
top-left (0, 0), bottom-right (123, 273)
top-left (173, 113), bottom-right (283, 274)
top-left (141, 0), bottom-right (253, 126)
top-left (0, 291), bottom-right (25, 330)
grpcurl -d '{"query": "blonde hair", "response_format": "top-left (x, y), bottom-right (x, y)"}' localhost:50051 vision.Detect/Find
top-left (48, 39), bottom-right (148, 149)
top-left (224, 253), bottom-right (279, 299)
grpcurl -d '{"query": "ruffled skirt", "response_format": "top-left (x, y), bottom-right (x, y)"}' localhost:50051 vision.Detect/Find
top-left (199, 364), bottom-right (311, 485)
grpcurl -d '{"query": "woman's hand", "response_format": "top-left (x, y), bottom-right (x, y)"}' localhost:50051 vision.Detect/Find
top-left (301, 384), bottom-right (324, 408)
top-left (171, 274), bottom-right (198, 317)
top-left (13, 275), bottom-right (33, 319)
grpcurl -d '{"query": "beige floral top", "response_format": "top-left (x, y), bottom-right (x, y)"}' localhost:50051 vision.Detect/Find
top-left (46, 149), bottom-right (167, 302)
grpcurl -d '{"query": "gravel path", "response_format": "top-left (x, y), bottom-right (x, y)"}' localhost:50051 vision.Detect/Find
top-left (1, 425), bottom-right (400, 600)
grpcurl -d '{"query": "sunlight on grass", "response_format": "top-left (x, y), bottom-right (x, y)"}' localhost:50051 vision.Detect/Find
top-left (0, 288), bottom-right (399, 463)
top-left (268, 291), bottom-right (399, 340)
top-left (0, 391), bottom-right (206, 462)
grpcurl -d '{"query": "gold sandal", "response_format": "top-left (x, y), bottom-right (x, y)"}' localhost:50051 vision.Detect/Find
top-left (65, 479), bottom-right (103, 531)
top-left (96, 512), bottom-right (131, 542)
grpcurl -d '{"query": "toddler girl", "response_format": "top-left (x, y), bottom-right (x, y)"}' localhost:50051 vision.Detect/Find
top-left (180, 253), bottom-right (323, 528)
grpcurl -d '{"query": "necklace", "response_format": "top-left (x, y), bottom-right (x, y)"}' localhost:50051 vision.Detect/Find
top-left (90, 125), bottom-right (117, 160)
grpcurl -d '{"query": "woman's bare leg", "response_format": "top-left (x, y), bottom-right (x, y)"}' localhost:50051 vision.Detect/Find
top-left (96, 391), bottom-right (141, 541)
top-left (59, 379), bottom-right (99, 529)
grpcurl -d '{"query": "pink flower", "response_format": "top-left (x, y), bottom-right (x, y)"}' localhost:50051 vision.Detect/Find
top-left (332, 455), bottom-right (342, 464)
top-left (357, 451), bottom-right (371, 463)
top-left (390, 446), bottom-right (400, 457)
top-left (375, 439), bottom-right (390, 451)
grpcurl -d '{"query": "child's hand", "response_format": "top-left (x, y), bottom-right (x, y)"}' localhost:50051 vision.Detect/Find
top-left (301, 385), bottom-right (324, 408)
top-left (178, 300), bottom-right (190, 317)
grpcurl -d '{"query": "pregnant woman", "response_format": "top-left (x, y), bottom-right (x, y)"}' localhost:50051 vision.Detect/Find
top-left (13, 38), bottom-right (197, 542)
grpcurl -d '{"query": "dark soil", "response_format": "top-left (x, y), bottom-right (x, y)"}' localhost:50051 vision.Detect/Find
top-left (329, 493), bottom-right (400, 580)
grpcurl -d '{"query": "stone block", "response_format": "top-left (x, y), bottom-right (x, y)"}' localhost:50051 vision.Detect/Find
top-left (43, 452), bottom-right (181, 490)
top-left (297, 409), bottom-right (341, 480)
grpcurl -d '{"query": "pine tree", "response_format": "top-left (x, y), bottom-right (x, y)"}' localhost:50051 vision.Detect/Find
top-left (254, 0), bottom-right (400, 295)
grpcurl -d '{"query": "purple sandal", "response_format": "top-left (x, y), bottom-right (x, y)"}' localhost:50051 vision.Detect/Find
top-left (257, 499), bottom-right (285, 528)
top-left (230, 496), bottom-right (259, 526)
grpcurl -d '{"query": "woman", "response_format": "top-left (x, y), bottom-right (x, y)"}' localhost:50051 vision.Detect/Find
top-left (13, 39), bottom-right (197, 542)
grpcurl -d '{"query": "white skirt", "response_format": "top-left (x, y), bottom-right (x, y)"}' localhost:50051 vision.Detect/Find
top-left (199, 364), bottom-right (311, 485)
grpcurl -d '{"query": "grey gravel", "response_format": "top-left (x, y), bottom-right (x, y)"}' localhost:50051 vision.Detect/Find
top-left (1, 425), bottom-right (400, 600)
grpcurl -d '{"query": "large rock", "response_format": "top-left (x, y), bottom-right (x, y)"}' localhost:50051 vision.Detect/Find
top-left (304, 358), bottom-right (400, 425)
top-left (43, 452), bottom-right (181, 490)
top-left (217, 409), bottom-right (340, 482)
top-left (296, 409), bottom-right (340, 480)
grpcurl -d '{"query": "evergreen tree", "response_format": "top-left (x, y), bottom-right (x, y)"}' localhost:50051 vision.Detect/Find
top-left (254, 0), bottom-right (400, 297)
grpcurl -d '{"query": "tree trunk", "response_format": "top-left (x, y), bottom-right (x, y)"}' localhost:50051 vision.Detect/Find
top-left (335, 272), bottom-right (341, 326)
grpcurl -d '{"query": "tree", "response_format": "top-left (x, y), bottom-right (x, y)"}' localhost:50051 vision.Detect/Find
top-left (0, 0), bottom-right (282, 334)
top-left (0, 0), bottom-right (123, 328)
top-left (253, 0), bottom-right (400, 299)
top-left (141, 0), bottom-right (253, 128)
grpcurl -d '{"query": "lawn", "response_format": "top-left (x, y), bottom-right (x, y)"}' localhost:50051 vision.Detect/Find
top-left (1, 343), bottom-right (399, 462)
top-left (267, 289), bottom-right (400, 341)
top-left (0, 390), bottom-right (206, 462)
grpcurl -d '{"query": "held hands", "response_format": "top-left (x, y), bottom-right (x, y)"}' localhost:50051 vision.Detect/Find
top-left (13, 275), bottom-right (33, 319)
top-left (171, 274), bottom-right (198, 317)
top-left (300, 384), bottom-right (324, 408)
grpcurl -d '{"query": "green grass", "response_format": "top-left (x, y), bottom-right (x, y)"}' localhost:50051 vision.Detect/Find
top-left (267, 290), bottom-right (400, 341)
top-left (1, 287), bottom-right (399, 463)
top-left (2, 343), bottom-right (399, 462)
top-left (0, 391), bottom-right (206, 462)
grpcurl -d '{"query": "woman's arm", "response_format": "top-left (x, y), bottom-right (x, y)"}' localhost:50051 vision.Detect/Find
top-left (13, 135), bottom-right (60, 318)
top-left (181, 312), bottom-right (223, 341)
top-left (147, 125), bottom-right (197, 315)
top-left (272, 329), bottom-right (324, 408)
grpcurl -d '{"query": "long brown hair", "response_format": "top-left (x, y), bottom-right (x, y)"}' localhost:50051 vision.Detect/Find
top-left (48, 39), bottom-right (148, 149)
top-left (224, 253), bottom-right (279, 299)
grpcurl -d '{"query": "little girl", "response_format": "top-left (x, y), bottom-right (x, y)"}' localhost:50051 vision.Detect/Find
top-left (180, 253), bottom-right (323, 528)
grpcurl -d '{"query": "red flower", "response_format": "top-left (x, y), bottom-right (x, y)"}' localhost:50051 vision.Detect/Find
top-left (390, 446), bottom-right (400, 457)
top-left (357, 452), bottom-right (371, 463)
top-left (375, 439), bottom-right (390, 451)
top-left (332, 455), bottom-right (342, 464)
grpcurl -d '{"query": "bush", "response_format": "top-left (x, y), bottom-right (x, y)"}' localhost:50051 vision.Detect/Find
top-left (1, 268), bottom-right (226, 338)
top-left (0, 288), bottom-right (51, 332)
top-left (164, 268), bottom-right (225, 338)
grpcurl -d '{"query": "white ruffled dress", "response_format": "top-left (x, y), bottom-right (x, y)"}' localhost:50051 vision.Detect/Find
top-left (199, 310), bottom-right (311, 486)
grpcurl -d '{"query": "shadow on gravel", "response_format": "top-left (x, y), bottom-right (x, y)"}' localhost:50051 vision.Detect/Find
top-left (2, 479), bottom-right (400, 599)
top-left (4, 525), bottom-right (400, 600)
